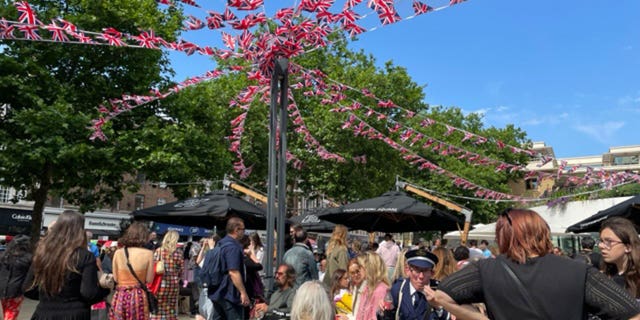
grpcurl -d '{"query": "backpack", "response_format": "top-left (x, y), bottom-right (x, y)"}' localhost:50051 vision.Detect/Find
top-left (201, 241), bottom-right (231, 292)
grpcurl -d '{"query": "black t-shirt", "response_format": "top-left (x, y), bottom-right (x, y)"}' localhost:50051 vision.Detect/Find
top-left (439, 255), bottom-right (640, 320)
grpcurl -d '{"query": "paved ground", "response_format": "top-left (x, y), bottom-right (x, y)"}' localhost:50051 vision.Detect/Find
top-left (11, 298), bottom-right (194, 320)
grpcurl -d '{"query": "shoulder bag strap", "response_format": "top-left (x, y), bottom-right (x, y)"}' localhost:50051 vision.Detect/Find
top-left (499, 259), bottom-right (550, 319)
top-left (124, 247), bottom-right (146, 288)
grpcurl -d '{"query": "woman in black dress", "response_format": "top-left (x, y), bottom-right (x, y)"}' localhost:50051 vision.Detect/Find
top-left (428, 208), bottom-right (640, 320)
top-left (24, 210), bottom-right (108, 319)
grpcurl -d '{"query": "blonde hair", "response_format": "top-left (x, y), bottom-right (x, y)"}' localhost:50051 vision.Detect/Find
top-left (326, 224), bottom-right (348, 255)
top-left (391, 248), bottom-right (408, 281)
top-left (161, 230), bottom-right (179, 255)
top-left (357, 251), bottom-right (389, 299)
top-left (290, 280), bottom-right (334, 320)
top-left (432, 247), bottom-right (457, 281)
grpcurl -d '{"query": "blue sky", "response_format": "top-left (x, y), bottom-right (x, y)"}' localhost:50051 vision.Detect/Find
top-left (168, 0), bottom-right (640, 158)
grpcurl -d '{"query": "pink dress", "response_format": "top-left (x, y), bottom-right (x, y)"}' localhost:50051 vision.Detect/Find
top-left (355, 282), bottom-right (389, 320)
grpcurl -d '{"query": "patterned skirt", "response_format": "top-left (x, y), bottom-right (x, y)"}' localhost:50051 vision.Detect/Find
top-left (109, 285), bottom-right (148, 320)
top-left (150, 275), bottom-right (180, 320)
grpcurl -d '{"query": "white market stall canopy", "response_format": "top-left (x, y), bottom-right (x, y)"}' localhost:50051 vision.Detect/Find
top-left (444, 196), bottom-right (633, 240)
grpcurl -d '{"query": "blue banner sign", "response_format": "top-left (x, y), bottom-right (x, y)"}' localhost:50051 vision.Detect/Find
top-left (153, 222), bottom-right (212, 237)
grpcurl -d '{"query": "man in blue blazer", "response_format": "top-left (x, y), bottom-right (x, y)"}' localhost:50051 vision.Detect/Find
top-left (386, 249), bottom-right (450, 320)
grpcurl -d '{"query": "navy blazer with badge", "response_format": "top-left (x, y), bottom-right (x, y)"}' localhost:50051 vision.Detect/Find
top-left (389, 278), bottom-right (448, 320)
top-left (387, 249), bottom-right (449, 320)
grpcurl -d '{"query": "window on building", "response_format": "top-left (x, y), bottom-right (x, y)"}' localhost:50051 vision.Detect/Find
top-left (136, 173), bottom-right (146, 184)
top-left (157, 197), bottom-right (166, 206)
top-left (525, 178), bottom-right (538, 190)
top-left (0, 186), bottom-right (10, 203)
top-left (613, 155), bottom-right (639, 166)
top-left (135, 194), bottom-right (145, 210)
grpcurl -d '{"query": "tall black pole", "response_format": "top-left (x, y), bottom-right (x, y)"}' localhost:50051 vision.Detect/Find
top-left (265, 58), bottom-right (288, 292)
top-left (276, 58), bottom-right (288, 269)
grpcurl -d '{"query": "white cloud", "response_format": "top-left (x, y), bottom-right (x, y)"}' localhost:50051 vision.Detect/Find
top-left (617, 93), bottom-right (640, 106)
top-left (469, 108), bottom-right (489, 116)
top-left (572, 121), bottom-right (625, 143)
top-left (521, 112), bottom-right (569, 126)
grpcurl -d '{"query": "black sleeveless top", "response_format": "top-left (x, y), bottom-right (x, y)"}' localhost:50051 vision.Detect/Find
top-left (439, 254), bottom-right (640, 320)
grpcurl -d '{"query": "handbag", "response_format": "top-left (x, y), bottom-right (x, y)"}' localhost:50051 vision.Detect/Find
top-left (125, 247), bottom-right (159, 314)
top-left (147, 271), bottom-right (162, 295)
top-left (98, 271), bottom-right (115, 289)
top-left (155, 259), bottom-right (165, 275)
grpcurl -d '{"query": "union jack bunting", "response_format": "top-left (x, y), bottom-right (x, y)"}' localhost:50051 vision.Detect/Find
top-left (44, 20), bottom-right (69, 42)
top-left (15, 1), bottom-right (40, 25)
top-left (412, 0), bottom-right (433, 15)
top-left (184, 15), bottom-right (204, 30)
top-left (17, 24), bottom-right (40, 39)
top-left (0, 19), bottom-right (15, 39)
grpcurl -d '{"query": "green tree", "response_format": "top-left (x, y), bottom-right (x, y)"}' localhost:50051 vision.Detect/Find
top-left (0, 0), bottom-right (182, 241)
top-left (163, 39), bottom-right (531, 223)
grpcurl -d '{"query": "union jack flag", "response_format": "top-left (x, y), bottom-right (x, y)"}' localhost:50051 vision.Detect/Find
top-left (15, 1), bottom-right (41, 25)
top-left (17, 24), bottom-right (40, 40)
top-left (184, 15), bottom-right (204, 30)
top-left (222, 32), bottom-right (236, 50)
top-left (178, 40), bottom-right (199, 55)
top-left (57, 18), bottom-right (77, 33)
top-left (133, 30), bottom-right (160, 49)
top-left (236, 0), bottom-right (263, 10)
top-left (206, 12), bottom-right (224, 29)
top-left (450, 0), bottom-right (466, 5)
top-left (274, 8), bottom-right (294, 21)
top-left (343, 0), bottom-right (363, 10)
top-left (0, 19), bottom-right (15, 39)
top-left (239, 30), bottom-right (253, 49)
top-left (336, 9), bottom-right (360, 25)
top-left (412, 0), bottom-right (433, 15)
top-left (299, 0), bottom-right (334, 13)
top-left (198, 46), bottom-right (215, 56)
top-left (376, 5), bottom-right (401, 25)
top-left (315, 10), bottom-right (336, 23)
top-left (45, 20), bottom-right (69, 42)
top-left (71, 31), bottom-right (93, 43)
top-left (179, 0), bottom-right (200, 7)
top-left (99, 28), bottom-right (125, 46)
top-left (367, 0), bottom-right (391, 12)
top-left (223, 7), bottom-right (237, 21)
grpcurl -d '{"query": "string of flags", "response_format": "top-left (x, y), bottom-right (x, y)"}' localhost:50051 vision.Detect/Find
top-left (4, 0), bottom-right (638, 203)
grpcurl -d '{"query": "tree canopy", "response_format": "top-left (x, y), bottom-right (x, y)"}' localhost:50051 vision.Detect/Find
top-left (0, 0), bottom-right (183, 240)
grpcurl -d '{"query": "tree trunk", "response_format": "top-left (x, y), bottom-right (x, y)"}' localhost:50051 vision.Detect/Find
top-left (30, 186), bottom-right (49, 244)
top-left (30, 164), bottom-right (53, 244)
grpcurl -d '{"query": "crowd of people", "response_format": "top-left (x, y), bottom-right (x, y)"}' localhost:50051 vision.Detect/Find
top-left (1, 208), bottom-right (640, 320)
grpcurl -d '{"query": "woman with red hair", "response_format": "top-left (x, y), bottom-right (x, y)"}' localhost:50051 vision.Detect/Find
top-left (427, 208), bottom-right (640, 320)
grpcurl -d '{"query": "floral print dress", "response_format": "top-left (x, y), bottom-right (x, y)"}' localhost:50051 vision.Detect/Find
top-left (151, 248), bottom-right (183, 320)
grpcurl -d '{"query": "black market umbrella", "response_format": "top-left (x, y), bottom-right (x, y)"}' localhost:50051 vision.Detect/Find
top-left (566, 194), bottom-right (640, 233)
top-left (132, 190), bottom-right (267, 230)
top-left (317, 191), bottom-right (463, 233)
top-left (289, 208), bottom-right (337, 233)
